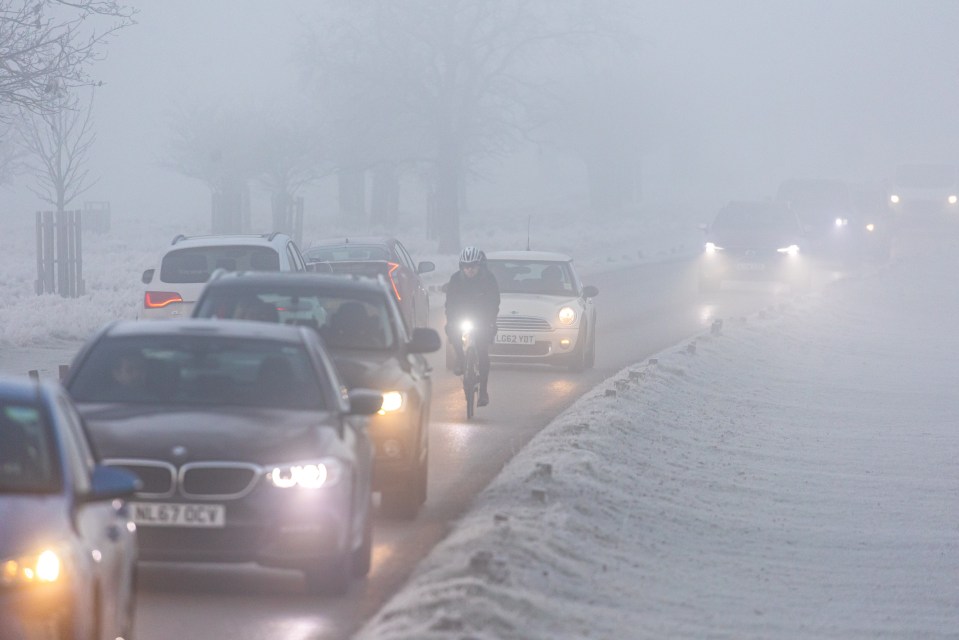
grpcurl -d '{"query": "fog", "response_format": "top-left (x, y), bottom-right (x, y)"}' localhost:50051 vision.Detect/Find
top-left (2, 0), bottom-right (958, 239)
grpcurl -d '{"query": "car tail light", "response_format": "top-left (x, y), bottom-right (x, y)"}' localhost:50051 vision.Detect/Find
top-left (144, 291), bottom-right (183, 308)
top-left (387, 262), bottom-right (402, 301)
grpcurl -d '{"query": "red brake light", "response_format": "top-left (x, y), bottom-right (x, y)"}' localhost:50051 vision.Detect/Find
top-left (387, 262), bottom-right (402, 301)
top-left (144, 291), bottom-right (183, 309)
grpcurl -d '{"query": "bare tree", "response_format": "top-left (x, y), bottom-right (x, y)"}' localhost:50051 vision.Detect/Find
top-left (300, 0), bottom-right (622, 252)
top-left (0, 0), bottom-right (136, 120)
top-left (19, 90), bottom-right (97, 213)
top-left (0, 123), bottom-right (27, 185)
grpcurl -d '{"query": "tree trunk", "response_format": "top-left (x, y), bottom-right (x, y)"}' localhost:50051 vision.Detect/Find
top-left (271, 191), bottom-right (293, 235)
top-left (435, 142), bottom-right (461, 253)
top-left (370, 163), bottom-right (400, 230)
top-left (337, 168), bottom-right (367, 226)
top-left (211, 175), bottom-right (246, 233)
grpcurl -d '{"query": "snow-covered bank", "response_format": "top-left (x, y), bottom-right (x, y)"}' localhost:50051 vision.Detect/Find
top-left (354, 234), bottom-right (959, 639)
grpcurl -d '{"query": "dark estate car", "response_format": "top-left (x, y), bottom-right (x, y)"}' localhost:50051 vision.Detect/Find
top-left (63, 320), bottom-right (383, 596)
top-left (303, 236), bottom-right (435, 330)
top-left (0, 376), bottom-right (140, 640)
top-left (192, 271), bottom-right (442, 519)
top-left (699, 200), bottom-right (813, 292)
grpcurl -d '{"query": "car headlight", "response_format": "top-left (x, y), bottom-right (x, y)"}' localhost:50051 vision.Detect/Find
top-left (890, 194), bottom-right (900, 204)
top-left (266, 458), bottom-right (346, 489)
top-left (834, 217), bottom-right (848, 227)
top-left (379, 391), bottom-right (406, 414)
top-left (865, 223), bottom-right (876, 232)
top-left (558, 306), bottom-right (576, 325)
top-left (777, 244), bottom-right (800, 256)
top-left (1, 548), bottom-right (62, 587)
top-left (949, 195), bottom-right (958, 205)
top-left (704, 242), bottom-right (723, 254)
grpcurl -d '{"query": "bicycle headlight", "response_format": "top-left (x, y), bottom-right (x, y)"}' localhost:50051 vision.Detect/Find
top-left (459, 319), bottom-right (474, 335)
top-left (1, 548), bottom-right (62, 587)
top-left (266, 458), bottom-right (346, 489)
top-left (379, 391), bottom-right (405, 414)
top-left (558, 306), bottom-right (576, 325)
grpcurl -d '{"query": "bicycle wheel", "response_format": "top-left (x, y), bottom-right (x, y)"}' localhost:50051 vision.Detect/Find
top-left (463, 346), bottom-right (478, 420)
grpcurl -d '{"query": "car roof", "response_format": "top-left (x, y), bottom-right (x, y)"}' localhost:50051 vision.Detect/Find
top-left (168, 234), bottom-right (290, 249)
top-left (206, 270), bottom-right (388, 293)
top-left (307, 236), bottom-right (393, 248)
top-left (0, 375), bottom-right (58, 403)
top-left (484, 250), bottom-right (573, 262)
top-left (103, 318), bottom-right (309, 342)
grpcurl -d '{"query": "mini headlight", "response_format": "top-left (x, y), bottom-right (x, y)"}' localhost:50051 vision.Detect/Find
top-left (890, 194), bottom-right (900, 204)
top-left (558, 306), bottom-right (576, 325)
top-left (379, 391), bottom-right (405, 414)
top-left (266, 458), bottom-right (345, 489)
top-left (777, 244), bottom-right (800, 256)
top-left (1, 549), bottom-right (62, 587)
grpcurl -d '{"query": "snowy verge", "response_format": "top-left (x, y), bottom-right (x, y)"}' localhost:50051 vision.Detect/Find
top-left (354, 243), bottom-right (959, 640)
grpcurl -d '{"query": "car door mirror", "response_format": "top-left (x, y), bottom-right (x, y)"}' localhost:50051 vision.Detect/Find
top-left (582, 285), bottom-right (599, 298)
top-left (416, 261), bottom-right (435, 275)
top-left (84, 465), bottom-right (141, 502)
top-left (407, 328), bottom-right (442, 354)
top-left (347, 388), bottom-right (383, 416)
top-left (141, 268), bottom-right (154, 284)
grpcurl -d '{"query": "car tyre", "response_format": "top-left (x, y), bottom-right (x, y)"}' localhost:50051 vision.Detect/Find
top-left (567, 324), bottom-right (590, 372)
top-left (381, 448), bottom-right (427, 520)
top-left (585, 325), bottom-right (596, 369)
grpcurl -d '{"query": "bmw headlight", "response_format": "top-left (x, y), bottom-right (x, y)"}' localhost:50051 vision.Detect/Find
top-left (379, 391), bottom-right (406, 414)
top-left (777, 244), bottom-right (800, 256)
top-left (1, 548), bottom-right (62, 587)
top-left (558, 306), bottom-right (576, 325)
top-left (266, 458), bottom-right (345, 489)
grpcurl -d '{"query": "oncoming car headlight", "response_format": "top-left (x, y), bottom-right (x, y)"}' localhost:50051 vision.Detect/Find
top-left (558, 306), bottom-right (576, 325)
top-left (1, 548), bottom-right (62, 587)
top-left (949, 195), bottom-right (958, 205)
top-left (834, 217), bottom-right (848, 227)
top-left (379, 391), bottom-right (406, 414)
top-left (777, 244), bottom-right (800, 256)
top-left (266, 458), bottom-right (346, 489)
top-left (890, 194), bottom-right (900, 204)
top-left (704, 242), bottom-right (723, 254)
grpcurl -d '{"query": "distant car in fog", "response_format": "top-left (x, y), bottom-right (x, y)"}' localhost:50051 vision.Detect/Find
top-left (303, 236), bottom-right (435, 329)
top-left (140, 233), bottom-right (310, 320)
top-left (481, 251), bottom-right (599, 371)
top-left (63, 319), bottom-right (382, 596)
top-left (0, 376), bottom-right (140, 640)
top-left (699, 200), bottom-right (812, 292)
top-left (887, 163), bottom-right (959, 218)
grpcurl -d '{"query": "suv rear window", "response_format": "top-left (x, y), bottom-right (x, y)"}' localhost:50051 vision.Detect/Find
top-left (160, 246), bottom-right (281, 283)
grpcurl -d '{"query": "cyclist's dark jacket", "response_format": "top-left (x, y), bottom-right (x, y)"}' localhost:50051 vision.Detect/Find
top-left (445, 267), bottom-right (500, 329)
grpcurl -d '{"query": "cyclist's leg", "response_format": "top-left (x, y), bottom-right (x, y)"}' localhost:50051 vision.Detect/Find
top-left (476, 331), bottom-right (491, 406)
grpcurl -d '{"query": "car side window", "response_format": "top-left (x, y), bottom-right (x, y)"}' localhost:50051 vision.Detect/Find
top-left (394, 241), bottom-right (416, 272)
top-left (287, 242), bottom-right (306, 272)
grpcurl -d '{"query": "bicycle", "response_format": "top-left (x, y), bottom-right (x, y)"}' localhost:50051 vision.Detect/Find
top-left (458, 319), bottom-right (480, 420)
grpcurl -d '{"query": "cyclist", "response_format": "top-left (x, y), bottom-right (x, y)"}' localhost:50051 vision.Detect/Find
top-left (445, 246), bottom-right (500, 407)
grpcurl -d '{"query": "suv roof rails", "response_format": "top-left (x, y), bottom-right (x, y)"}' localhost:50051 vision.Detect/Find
top-left (265, 231), bottom-right (281, 241)
top-left (171, 234), bottom-right (188, 245)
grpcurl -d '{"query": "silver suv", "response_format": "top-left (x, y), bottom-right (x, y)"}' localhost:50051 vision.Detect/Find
top-left (140, 233), bottom-right (309, 319)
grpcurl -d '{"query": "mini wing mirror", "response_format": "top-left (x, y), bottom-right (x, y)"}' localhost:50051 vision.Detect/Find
top-left (582, 285), bottom-right (599, 298)
top-left (417, 261), bottom-right (436, 275)
top-left (408, 327), bottom-right (442, 354)
top-left (141, 268), bottom-right (155, 284)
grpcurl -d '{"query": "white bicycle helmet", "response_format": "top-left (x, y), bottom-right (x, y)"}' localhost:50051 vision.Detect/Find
top-left (459, 246), bottom-right (482, 266)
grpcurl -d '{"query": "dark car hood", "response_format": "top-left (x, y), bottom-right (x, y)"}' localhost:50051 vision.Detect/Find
top-left (330, 350), bottom-right (405, 390)
top-left (0, 495), bottom-right (70, 556)
top-left (77, 404), bottom-right (341, 464)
